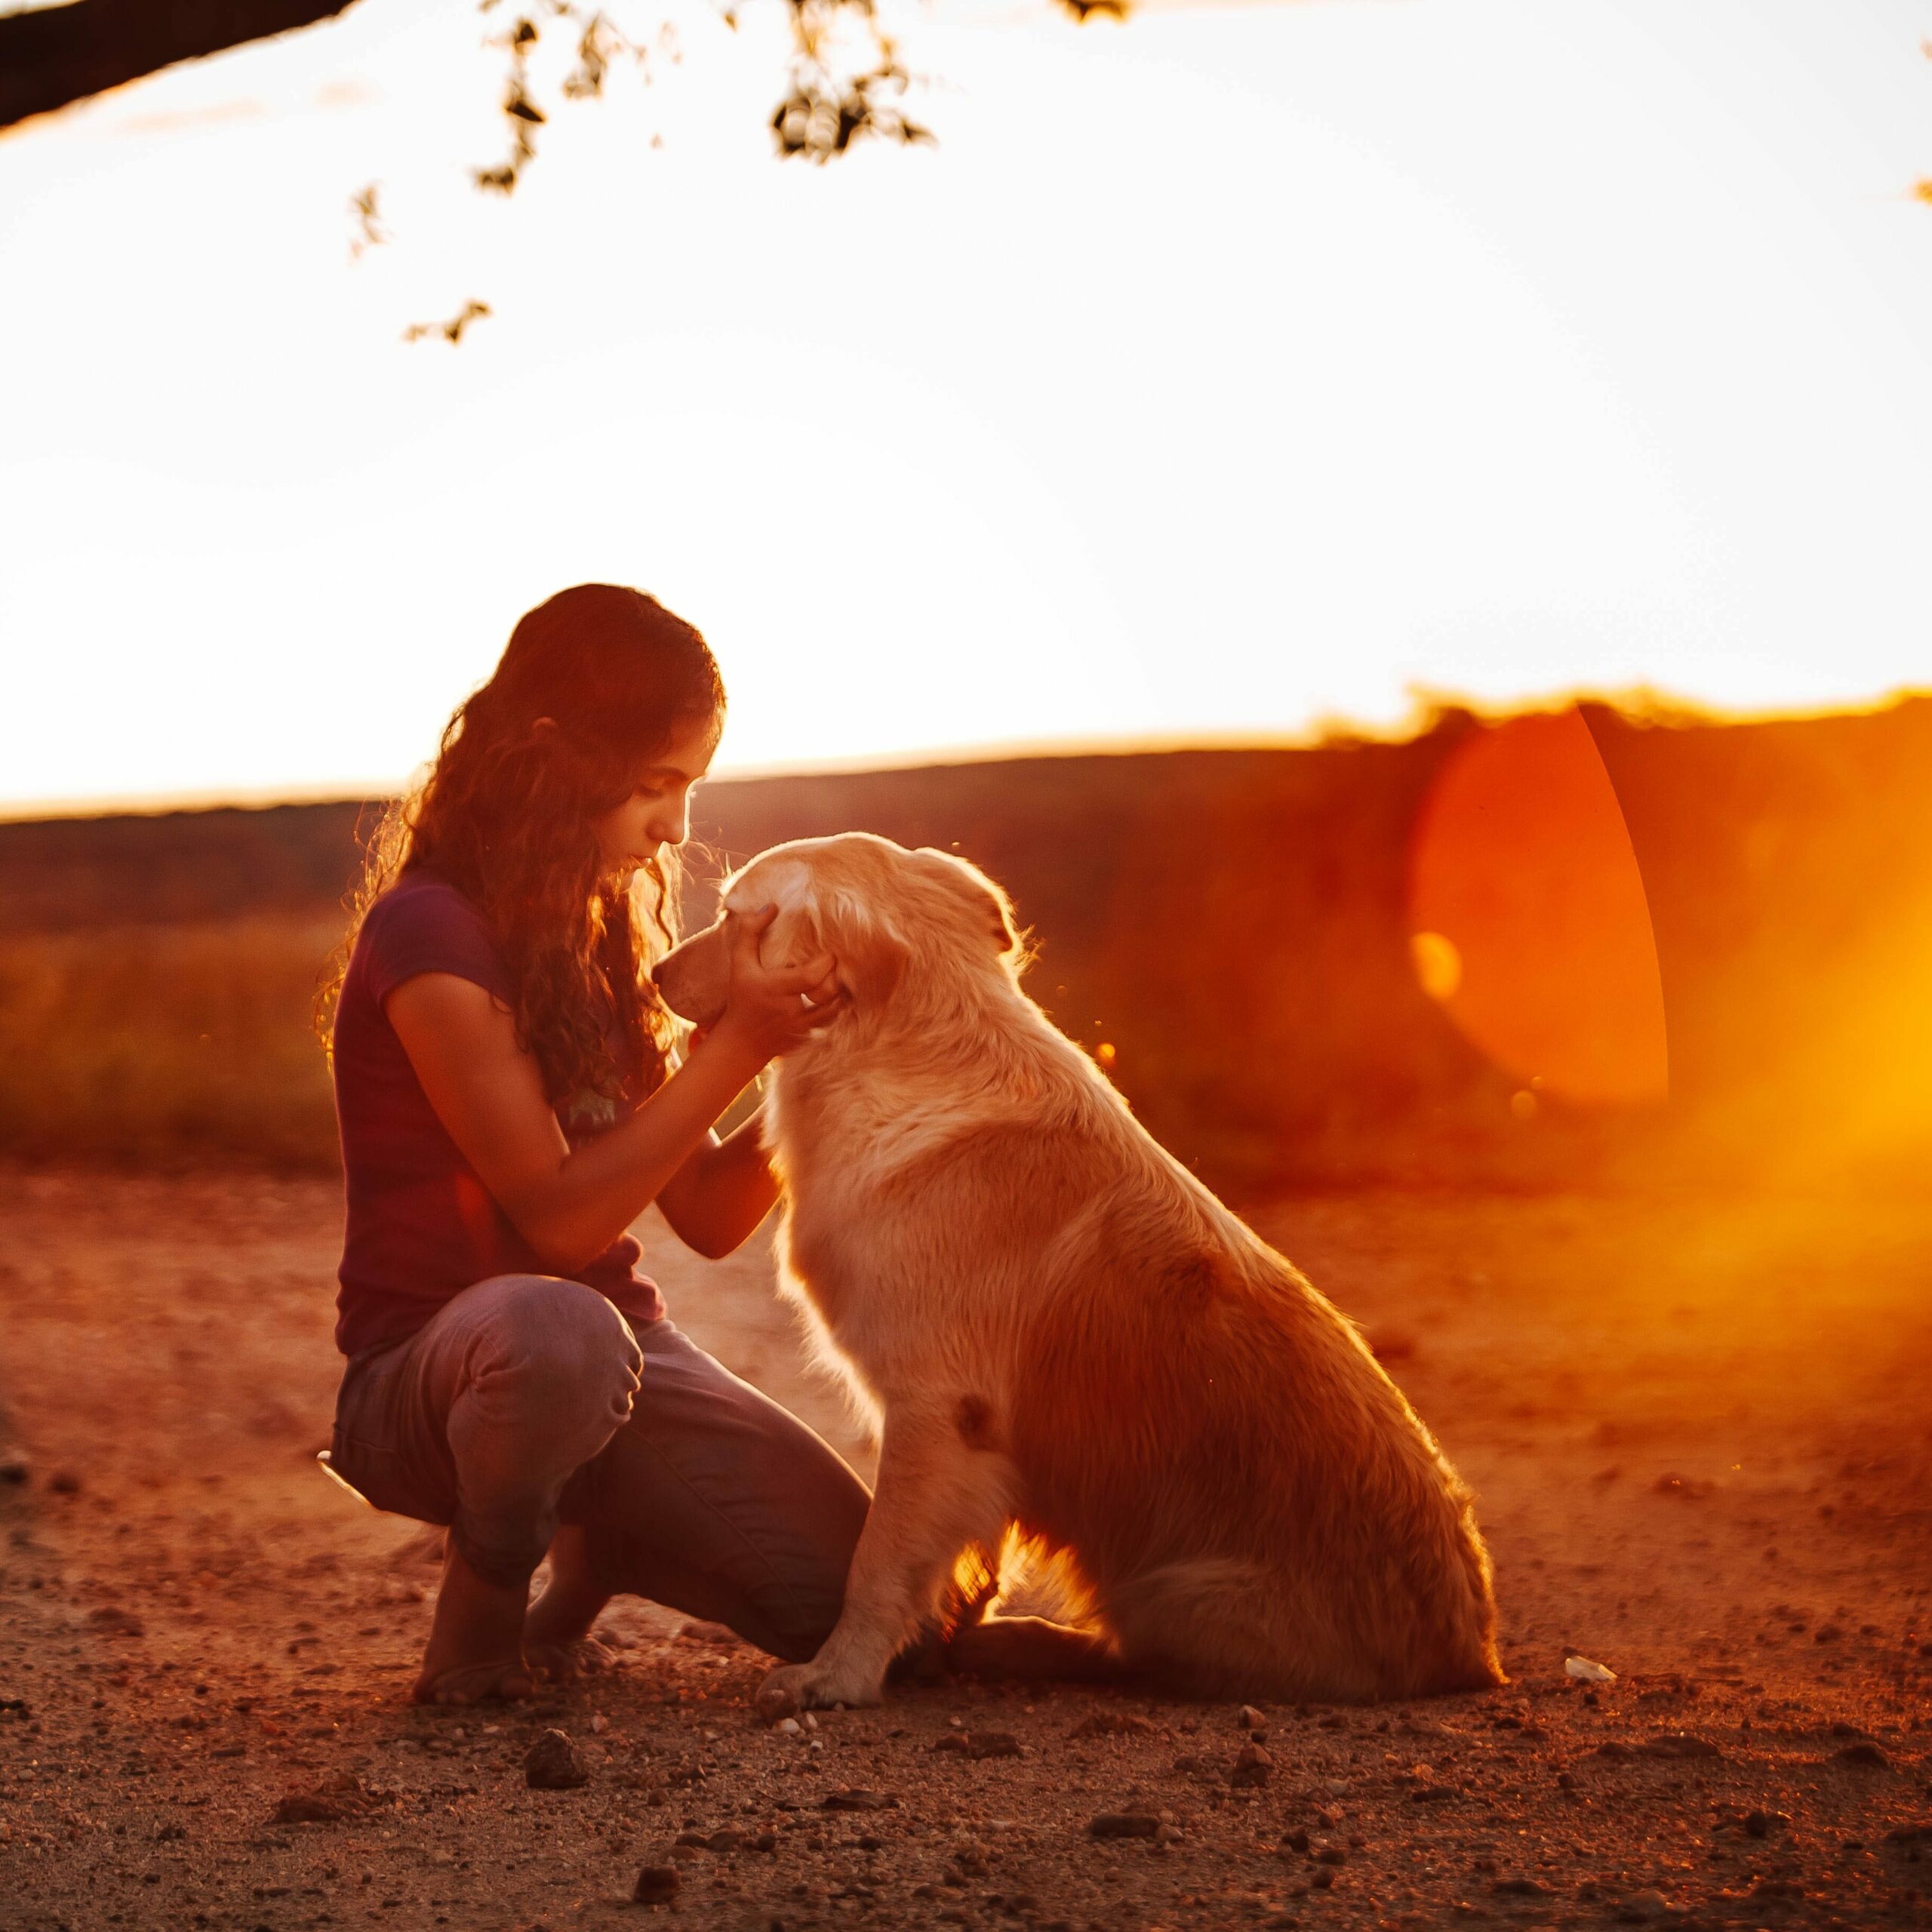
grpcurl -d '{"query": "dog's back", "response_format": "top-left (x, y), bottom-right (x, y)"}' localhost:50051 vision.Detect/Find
top-left (841, 1024), bottom-right (1503, 1703)
top-left (1009, 1162), bottom-right (1502, 1700)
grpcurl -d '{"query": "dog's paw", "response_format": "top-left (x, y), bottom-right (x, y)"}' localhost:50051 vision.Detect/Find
top-left (756, 1659), bottom-right (884, 1722)
top-left (755, 1666), bottom-right (808, 1724)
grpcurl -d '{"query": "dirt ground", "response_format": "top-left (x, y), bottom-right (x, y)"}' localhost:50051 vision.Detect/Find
top-left (2, 1169), bottom-right (1928, 1932)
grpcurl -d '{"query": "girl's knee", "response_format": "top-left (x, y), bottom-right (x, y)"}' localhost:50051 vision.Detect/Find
top-left (478, 1276), bottom-right (642, 1413)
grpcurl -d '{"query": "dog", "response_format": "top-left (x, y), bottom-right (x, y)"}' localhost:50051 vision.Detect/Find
top-left (655, 833), bottom-right (1504, 1713)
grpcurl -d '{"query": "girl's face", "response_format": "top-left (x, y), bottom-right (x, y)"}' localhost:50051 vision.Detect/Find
top-left (592, 712), bottom-right (721, 880)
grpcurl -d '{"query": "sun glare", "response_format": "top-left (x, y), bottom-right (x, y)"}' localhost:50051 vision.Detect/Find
top-left (1405, 709), bottom-right (1670, 1109)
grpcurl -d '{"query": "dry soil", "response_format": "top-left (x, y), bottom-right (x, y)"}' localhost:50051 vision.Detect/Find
top-left (2, 1170), bottom-right (1928, 1931)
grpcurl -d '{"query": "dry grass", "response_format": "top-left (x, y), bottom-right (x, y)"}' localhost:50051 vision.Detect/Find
top-left (0, 914), bottom-right (342, 1168)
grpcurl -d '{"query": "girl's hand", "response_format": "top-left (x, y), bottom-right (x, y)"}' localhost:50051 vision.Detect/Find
top-left (706, 906), bottom-right (844, 1067)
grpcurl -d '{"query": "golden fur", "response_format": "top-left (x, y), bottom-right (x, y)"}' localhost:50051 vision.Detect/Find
top-left (654, 833), bottom-right (1504, 1712)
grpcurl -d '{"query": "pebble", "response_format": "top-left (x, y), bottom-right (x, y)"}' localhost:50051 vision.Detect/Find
top-left (1641, 1734), bottom-right (1722, 1761)
top-left (1238, 1705), bottom-right (1268, 1734)
top-left (1089, 1812), bottom-right (1161, 1839)
top-left (820, 1787), bottom-right (896, 1811)
top-left (1620, 1887), bottom-right (1678, 1921)
top-left (932, 1730), bottom-right (1022, 1759)
top-left (1564, 1655), bottom-right (1616, 1684)
top-left (632, 1865), bottom-right (680, 1904)
top-left (523, 1729), bottom-right (590, 1791)
top-left (269, 1774), bottom-right (383, 1826)
top-left (1833, 1742), bottom-right (1890, 1769)
top-left (775, 1718), bottom-right (803, 1737)
top-left (1071, 1711), bottom-right (1156, 1738)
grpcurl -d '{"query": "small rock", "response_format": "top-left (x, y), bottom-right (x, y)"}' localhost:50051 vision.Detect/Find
top-left (1230, 1740), bottom-right (1272, 1788)
top-left (86, 1606), bottom-right (144, 1637)
top-left (930, 1730), bottom-right (1020, 1759)
top-left (1071, 1710), bottom-right (1156, 1738)
top-left (1088, 1812), bottom-right (1161, 1839)
top-left (1833, 1742), bottom-right (1890, 1770)
top-left (48, 1470), bottom-right (82, 1497)
top-left (775, 1718), bottom-right (802, 1737)
top-left (820, 1788), bottom-right (896, 1811)
top-left (1618, 1888), bottom-right (1678, 1921)
top-left (1315, 1846), bottom-right (1347, 1866)
top-left (632, 1865), bottom-right (680, 1904)
top-left (1641, 1734), bottom-right (1722, 1761)
top-left (1279, 1828), bottom-right (1312, 1855)
top-left (1494, 1877), bottom-right (1554, 1897)
top-left (1564, 1654), bottom-right (1616, 1684)
top-left (272, 1794), bottom-right (346, 1826)
top-left (1592, 1741), bottom-right (1635, 1761)
top-left (1238, 1704), bottom-right (1268, 1734)
top-left (1652, 1474), bottom-right (1711, 1500)
top-left (0, 1449), bottom-right (29, 1485)
top-left (1409, 1785), bottom-right (1458, 1803)
top-left (1314, 1805), bottom-right (1344, 1829)
top-left (269, 1774), bottom-right (384, 1826)
top-left (1153, 1822), bottom-right (1183, 1845)
top-left (524, 1729), bottom-right (590, 1791)
top-left (1743, 1810), bottom-right (1790, 1838)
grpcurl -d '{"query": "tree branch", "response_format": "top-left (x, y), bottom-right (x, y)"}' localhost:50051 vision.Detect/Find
top-left (0, 0), bottom-right (365, 131)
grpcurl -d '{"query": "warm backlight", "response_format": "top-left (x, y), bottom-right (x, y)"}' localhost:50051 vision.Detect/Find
top-left (1407, 710), bottom-right (1669, 1108)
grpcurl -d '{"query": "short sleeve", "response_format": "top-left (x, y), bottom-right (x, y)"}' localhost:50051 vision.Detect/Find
top-left (356, 874), bottom-right (514, 1010)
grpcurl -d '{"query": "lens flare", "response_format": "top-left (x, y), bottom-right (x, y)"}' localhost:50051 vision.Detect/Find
top-left (1407, 709), bottom-right (1669, 1108)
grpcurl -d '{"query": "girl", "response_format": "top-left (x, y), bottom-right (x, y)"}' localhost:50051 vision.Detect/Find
top-left (321, 583), bottom-right (869, 1706)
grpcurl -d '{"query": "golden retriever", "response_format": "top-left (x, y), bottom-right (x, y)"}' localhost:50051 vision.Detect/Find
top-left (654, 833), bottom-right (1504, 1715)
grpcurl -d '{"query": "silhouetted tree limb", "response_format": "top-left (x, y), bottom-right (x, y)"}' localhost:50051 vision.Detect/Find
top-left (0, 0), bottom-right (365, 132)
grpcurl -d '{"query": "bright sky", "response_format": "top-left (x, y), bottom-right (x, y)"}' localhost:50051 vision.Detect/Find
top-left (2, 0), bottom-right (1929, 813)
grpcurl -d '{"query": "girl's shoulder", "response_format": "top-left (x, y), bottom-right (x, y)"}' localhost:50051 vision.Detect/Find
top-left (353, 867), bottom-right (512, 1006)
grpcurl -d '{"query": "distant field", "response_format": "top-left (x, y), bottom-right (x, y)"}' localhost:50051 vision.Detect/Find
top-left (2, 701), bottom-right (1930, 1189)
top-left (0, 914), bottom-right (343, 1169)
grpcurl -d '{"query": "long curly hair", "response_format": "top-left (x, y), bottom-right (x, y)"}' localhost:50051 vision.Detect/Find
top-left (321, 585), bottom-right (725, 1109)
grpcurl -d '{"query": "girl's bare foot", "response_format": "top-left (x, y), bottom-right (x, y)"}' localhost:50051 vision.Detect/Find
top-left (523, 1525), bottom-right (617, 1682)
top-left (411, 1540), bottom-right (535, 1706)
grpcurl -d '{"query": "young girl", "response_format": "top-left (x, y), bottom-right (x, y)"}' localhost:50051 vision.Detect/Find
top-left (322, 583), bottom-right (869, 1706)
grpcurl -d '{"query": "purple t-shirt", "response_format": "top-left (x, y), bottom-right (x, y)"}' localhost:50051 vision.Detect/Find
top-left (331, 867), bottom-right (664, 1357)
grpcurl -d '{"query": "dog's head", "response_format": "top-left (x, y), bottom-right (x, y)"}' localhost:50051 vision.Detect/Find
top-left (654, 832), bottom-right (1022, 1036)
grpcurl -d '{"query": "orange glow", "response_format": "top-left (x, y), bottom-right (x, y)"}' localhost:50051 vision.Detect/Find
top-left (1406, 709), bottom-right (1669, 1109)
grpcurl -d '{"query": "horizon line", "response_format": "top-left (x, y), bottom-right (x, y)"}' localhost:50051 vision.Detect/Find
top-left (4, 683), bottom-right (1924, 826)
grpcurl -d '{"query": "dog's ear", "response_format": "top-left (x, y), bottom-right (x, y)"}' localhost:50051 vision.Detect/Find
top-left (916, 850), bottom-right (1020, 958)
top-left (815, 880), bottom-right (909, 1008)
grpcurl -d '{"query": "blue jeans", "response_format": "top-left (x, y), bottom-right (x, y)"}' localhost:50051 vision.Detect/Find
top-left (328, 1275), bottom-right (870, 1663)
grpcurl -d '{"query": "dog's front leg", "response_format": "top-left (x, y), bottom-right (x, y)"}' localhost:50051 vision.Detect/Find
top-left (758, 1404), bottom-right (1011, 1719)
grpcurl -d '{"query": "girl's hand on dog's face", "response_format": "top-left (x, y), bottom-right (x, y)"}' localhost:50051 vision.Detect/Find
top-left (711, 905), bottom-right (845, 1064)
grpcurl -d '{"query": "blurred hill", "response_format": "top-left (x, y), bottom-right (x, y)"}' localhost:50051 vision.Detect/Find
top-left (3, 699), bottom-right (1929, 1192)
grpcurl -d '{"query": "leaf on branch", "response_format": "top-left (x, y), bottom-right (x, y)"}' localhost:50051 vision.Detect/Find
top-left (401, 300), bottom-right (493, 346)
top-left (772, 3), bottom-right (934, 163)
top-left (348, 183), bottom-right (389, 262)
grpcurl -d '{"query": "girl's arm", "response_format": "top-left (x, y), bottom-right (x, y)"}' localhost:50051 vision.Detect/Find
top-left (654, 1107), bottom-right (780, 1260)
top-left (386, 909), bottom-right (834, 1274)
